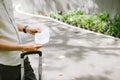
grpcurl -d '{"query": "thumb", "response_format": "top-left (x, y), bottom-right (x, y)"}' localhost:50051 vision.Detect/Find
top-left (34, 44), bottom-right (43, 48)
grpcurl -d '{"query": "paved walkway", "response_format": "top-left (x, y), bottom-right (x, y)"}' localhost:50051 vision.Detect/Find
top-left (15, 10), bottom-right (120, 80)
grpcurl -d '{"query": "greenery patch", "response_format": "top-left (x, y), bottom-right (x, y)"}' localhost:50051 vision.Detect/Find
top-left (49, 11), bottom-right (120, 38)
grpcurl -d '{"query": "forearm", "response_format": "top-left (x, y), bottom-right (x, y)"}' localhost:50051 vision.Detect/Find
top-left (0, 41), bottom-right (42, 52)
top-left (0, 41), bottom-right (22, 51)
top-left (17, 23), bottom-right (24, 32)
top-left (17, 23), bottom-right (41, 35)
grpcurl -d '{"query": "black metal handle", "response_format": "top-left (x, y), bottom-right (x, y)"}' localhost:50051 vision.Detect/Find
top-left (21, 51), bottom-right (42, 58)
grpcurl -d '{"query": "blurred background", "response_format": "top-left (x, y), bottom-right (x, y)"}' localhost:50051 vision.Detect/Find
top-left (13, 0), bottom-right (120, 18)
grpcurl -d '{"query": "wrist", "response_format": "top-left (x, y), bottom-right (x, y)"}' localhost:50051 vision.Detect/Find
top-left (17, 44), bottom-right (24, 51)
top-left (23, 25), bottom-right (29, 33)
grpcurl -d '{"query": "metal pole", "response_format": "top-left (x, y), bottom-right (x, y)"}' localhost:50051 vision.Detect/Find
top-left (39, 56), bottom-right (42, 80)
top-left (21, 58), bottom-right (25, 80)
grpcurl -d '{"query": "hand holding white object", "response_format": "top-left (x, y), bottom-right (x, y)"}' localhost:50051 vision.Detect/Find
top-left (35, 28), bottom-right (50, 45)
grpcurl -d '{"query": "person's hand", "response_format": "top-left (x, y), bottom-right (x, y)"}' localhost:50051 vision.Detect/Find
top-left (26, 26), bottom-right (41, 35)
top-left (19, 42), bottom-right (42, 52)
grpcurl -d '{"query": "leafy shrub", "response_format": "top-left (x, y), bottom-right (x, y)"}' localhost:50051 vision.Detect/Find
top-left (49, 11), bottom-right (120, 38)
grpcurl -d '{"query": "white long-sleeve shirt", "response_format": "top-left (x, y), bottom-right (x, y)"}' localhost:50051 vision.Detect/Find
top-left (0, 0), bottom-right (21, 66)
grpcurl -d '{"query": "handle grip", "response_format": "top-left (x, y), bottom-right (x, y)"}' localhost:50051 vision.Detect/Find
top-left (21, 51), bottom-right (42, 58)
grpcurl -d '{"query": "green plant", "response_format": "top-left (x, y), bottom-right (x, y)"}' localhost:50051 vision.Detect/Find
top-left (49, 12), bottom-right (63, 20)
top-left (96, 11), bottom-right (110, 22)
top-left (49, 10), bottom-right (120, 38)
top-left (62, 10), bottom-right (85, 22)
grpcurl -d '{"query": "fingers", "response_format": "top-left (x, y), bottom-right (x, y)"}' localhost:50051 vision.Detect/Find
top-left (35, 27), bottom-right (41, 32)
top-left (21, 42), bottom-right (43, 52)
top-left (31, 44), bottom-right (42, 51)
top-left (27, 26), bottom-right (42, 35)
top-left (34, 43), bottom-right (42, 49)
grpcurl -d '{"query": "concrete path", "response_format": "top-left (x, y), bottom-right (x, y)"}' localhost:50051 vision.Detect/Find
top-left (15, 11), bottom-right (120, 80)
